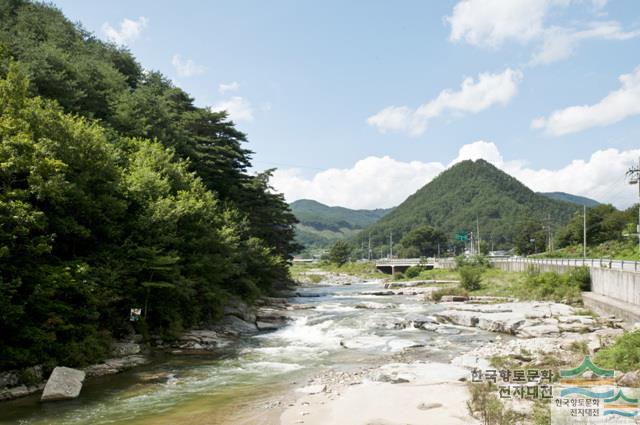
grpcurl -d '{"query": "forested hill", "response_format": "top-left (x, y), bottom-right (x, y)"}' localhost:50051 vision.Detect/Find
top-left (290, 199), bottom-right (391, 250)
top-left (359, 159), bottom-right (580, 251)
top-left (539, 192), bottom-right (600, 207)
top-left (0, 1), bottom-right (298, 371)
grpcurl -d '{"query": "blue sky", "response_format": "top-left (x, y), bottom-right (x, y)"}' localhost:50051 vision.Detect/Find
top-left (52, 0), bottom-right (640, 209)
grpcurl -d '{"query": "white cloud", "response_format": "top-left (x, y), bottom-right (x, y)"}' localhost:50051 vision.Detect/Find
top-left (102, 17), bottom-right (148, 45)
top-left (271, 156), bottom-right (445, 209)
top-left (531, 22), bottom-right (640, 65)
top-left (446, 1), bottom-right (639, 64)
top-left (367, 68), bottom-right (522, 136)
top-left (271, 141), bottom-right (640, 209)
top-left (171, 55), bottom-right (206, 77)
top-left (211, 96), bottom-right (254, 122)
top-left (219, 81), bottom-right (240, 94)
top-left (532, 65), bottom-right (640, 135)
top-left (446, 0), bottom-right (560, 48)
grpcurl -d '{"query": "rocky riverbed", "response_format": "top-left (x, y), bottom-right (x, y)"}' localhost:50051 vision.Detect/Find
top-left (0, 273), bottom-right (633, 425)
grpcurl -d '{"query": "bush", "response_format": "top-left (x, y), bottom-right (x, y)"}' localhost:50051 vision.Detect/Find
top-left (431, 286), bottom-right (469, 302)
top-left (456, 254), bottom-right (490, 269)
top-left (594, 330), bottom-right (640, 372)
top-left (459, 266), bottom-right (483, 290)
top-left (521, 270), bottom-right (582, 304)
top-left (569, 266), bottom-right (591, 291)
top-left (405, 266), bottom-right (422, 279)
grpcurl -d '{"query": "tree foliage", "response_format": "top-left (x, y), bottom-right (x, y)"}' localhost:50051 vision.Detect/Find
top-left (328, 240), bottom-right (352, 266)
top-left (0, 1), bottom-right (298, 370)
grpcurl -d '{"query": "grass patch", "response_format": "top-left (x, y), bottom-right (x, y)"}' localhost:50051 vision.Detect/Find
top-left (464, 267), bottom-right (587, 304)
top-left (467, 382), bottom-right (524, 425)
top-left (594, 330), bottom-right (640, 372)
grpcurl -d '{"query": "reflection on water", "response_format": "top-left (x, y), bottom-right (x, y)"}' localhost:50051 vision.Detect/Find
top-left (0, 279), bottom-right (492, 425)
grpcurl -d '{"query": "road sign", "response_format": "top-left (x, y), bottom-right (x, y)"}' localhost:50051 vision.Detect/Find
top-left (455, 232), bottom-right (468, 241)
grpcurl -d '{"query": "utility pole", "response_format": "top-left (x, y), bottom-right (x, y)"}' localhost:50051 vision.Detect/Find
top-left (583, 205), bottom-right (587, 258)
top-left (368, 234), bottom-right (372, 261)
top-left (476, 216), bottom-right (481, 255)
top-left (389, 232), bottom-right (393, 259)
top-left (627, 158), bottom-right (640, 252)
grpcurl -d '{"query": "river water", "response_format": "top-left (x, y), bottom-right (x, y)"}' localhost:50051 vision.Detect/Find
top-left (1, 278), bottom-right (494, 425)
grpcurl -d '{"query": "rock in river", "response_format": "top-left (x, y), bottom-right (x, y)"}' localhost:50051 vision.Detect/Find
top-left (41, 367), bottom-right (85, 402)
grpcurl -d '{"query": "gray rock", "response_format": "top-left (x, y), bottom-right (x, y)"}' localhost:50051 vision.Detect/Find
top-left (223, 298), bottom-right (256, 323)
top-left (440, 295), bottom-right (469, 302)
top-left (617, 371), bottom-right (640, 387)
top-left (217, 315), bottom-right (258, 334)
top-left (516, 322), bottom-right (561, 338)
top-left (256, 321), bottom-right (282, 331)
top-left (110, 342), bottom-right (141, 357)
top-left (41, 367), bottom-right (85, 401)
top-left (0, 384), bottom-right (43, 401)
top-left (84, 355), bottom-right (150, 377)
top-left (434, 310), bottom-right (479, 327)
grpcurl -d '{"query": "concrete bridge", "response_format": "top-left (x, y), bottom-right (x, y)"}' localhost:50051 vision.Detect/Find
top-left (375, 258), bottom-right (435, 275)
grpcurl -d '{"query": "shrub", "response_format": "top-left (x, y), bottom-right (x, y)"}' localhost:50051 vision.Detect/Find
top-left (569, 266), bottom-right (591, 291)
top-left (431, 286), bottom-right (469, 302)
top-left (521, 271), bottom-right (582, 304)
top-left (467, 382), bottom-right (523, 425)
top-left (405, 266), bottom-right (422, 279)
top-left (594, 330), bottom-right (640, 372)
top-left (459, 266), bottom-right (483, 290)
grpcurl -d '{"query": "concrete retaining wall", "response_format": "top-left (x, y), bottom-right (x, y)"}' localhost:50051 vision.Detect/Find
top-left (492, 260), bottom-right (640, 307)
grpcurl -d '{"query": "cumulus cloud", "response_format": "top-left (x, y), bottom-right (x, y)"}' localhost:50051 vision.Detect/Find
top-left (211, 96), bottom-right (254, 122)
top-left (531, 22), bottom-right (640, 65)
top-left (532, 65), bottom-right (640, 135)
top-left (219, 81), bottom-right (240, 94)
top-left (270, 141), bottom-right (640, 209)
top-left (447, 0), bottom-right (560, 48)
top-left (171, 55), bottom-right (206, 77)
top-left (367, 68), bottom-right (522, 136)
top-left (446, 0), bottom-right (639, 64)
top-left (102, 17), bottom-right (148, 45)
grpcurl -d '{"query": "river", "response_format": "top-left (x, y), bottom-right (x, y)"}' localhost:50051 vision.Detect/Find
top-left (0, 278), bottom-right (494, 425)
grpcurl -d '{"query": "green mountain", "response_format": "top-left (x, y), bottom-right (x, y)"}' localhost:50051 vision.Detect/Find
top-left (290, 199), bottom-right (392, 251)
top-left (359, 159), bottom-right (580, 251)
top-left (539, 192), bottom-right (600, 207)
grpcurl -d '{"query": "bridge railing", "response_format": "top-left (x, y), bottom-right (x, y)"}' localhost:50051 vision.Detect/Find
top-left (374, 258), bottom-right (432, 266)
top-left (492, 257), bottom-right (640, 273)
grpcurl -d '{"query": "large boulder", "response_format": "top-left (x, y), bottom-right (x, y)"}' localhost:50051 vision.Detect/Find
top-left (41, 367), bottom-right (85, 401)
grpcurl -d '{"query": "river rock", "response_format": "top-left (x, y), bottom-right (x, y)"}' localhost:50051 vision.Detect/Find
top-left (516, 320), bottom-right (560, 338)
top-left (434, 310), bottom-right (478, 327)
top-left (41, 367), bottom-right (85, 401)
top-left (84, 355), bottom-right (150, 377)
top-left (217, 315), bottom-right (258, 334)
top-left (617, 371), bottom-right (640, 387)
top-left (224, 299), bottom-right (256, 323)
top-left (440, 295), bottom-right (469, 302)
top-left (110, 342), bottom-right (141, 357)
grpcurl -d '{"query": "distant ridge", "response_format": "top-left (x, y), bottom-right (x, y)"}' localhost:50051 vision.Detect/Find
top-left (539, 192), bottom-right (600, 207)
top-left (290, 199), bottom-right (392, 250)
top-left (359, 159), bottom-right (580, 249)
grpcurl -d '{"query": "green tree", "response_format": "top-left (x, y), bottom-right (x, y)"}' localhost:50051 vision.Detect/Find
top-left (398, 225), bottom-right (446, 257)
top-left (556, 204), bottom-right (628, 248)
top-left (514, 220), bottom-right (546, 255)
top-left (328, 241), bottom-right (352, 266)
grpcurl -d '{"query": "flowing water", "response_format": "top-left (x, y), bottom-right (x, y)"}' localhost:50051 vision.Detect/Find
top-left (0, 279), bottom-right (494, 425)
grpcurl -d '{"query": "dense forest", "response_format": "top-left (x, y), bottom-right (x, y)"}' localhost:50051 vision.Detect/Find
top-left (357, 159), bottom-right (581, 256)
top-left (0, 1), bottom-right (299, 371)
